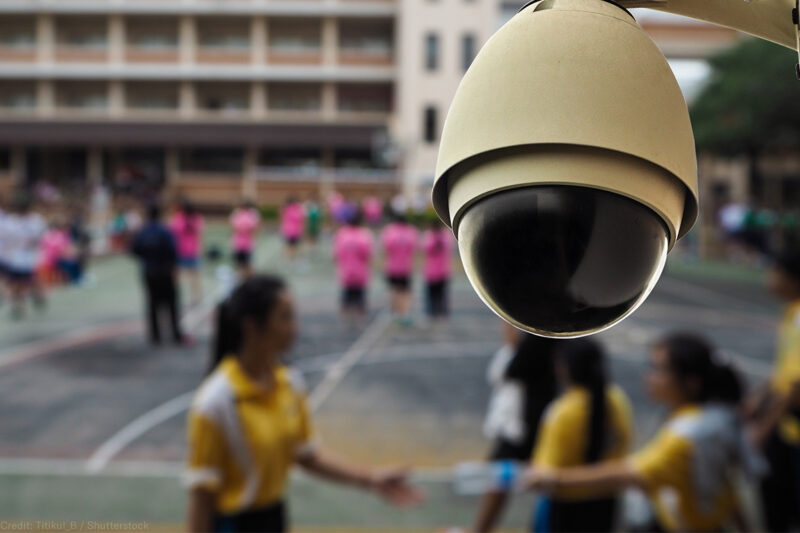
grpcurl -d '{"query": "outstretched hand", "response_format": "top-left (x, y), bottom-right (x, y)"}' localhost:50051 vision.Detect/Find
top-left (522, 466), bottom-right (558, 492)
top-left (370, 467), bottom-right (426, 507)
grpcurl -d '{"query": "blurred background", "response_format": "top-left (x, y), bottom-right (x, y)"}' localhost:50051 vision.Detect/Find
top-left (0, 0), bottom-right (797, 531)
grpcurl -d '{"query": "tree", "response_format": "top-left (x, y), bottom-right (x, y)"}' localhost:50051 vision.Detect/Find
top-left (691, 37), bottom-right (800, 156)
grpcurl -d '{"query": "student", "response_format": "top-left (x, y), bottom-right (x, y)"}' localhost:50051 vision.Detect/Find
top-left (748, 248), bottom-right (800, 531)
top-left (170, 200), bottom-right (205, 306)
top-left (362, 196), bottom-right (383, 227)
top-left (186, 275), bottom-right (422, 532)
top-left (230, 201), bottom-right (261, 279)
top-left (280, 197), bottom-right (304, 262)
top-left (0, 203), bottom-right (9, 304)
top-left (529, 338), bottom-right (633, 533)
top-left (305, 198), bottom-right (322, 246)
top-left (473, 326), bottom-right (561, 533)
top-left (421, 220), bottom-right (455, 321)
top-left (380, 212), bottom-right (418, 324)
top-left (5, 194), bottom-right (46, 319)
top-left (526, 333), bottom-right (758, 533)
top-left (131, 202), bottom-right (188, 347)
top-left (40, 220), bottom-right (70, 286)
top-left (332, 209), bottom-right (374, 321)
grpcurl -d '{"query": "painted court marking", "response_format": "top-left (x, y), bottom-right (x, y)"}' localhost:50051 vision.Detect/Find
top-left (84, 311), bottom-right (393, 472)
top-left (86, 391), bottom-right (195, 473)
top-left (308, 311), bottom-right (393, 413)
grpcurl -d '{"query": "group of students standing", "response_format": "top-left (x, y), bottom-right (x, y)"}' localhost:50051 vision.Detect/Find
top-left (473, 246), bottom-right (800, 533)
top-left (0, 193), bottom-right (91, 319)
top-left (477, 328), bottom-right (756, 532)
top-left (332, 209), bottom-right (455, 325)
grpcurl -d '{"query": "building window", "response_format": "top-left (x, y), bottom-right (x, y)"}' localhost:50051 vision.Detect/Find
top-left (424, 106), bottom-right (437, 143)
top-left (462, 33), bottom-right (476, 71)
top-left (425, 33), bottom-right (439, 71)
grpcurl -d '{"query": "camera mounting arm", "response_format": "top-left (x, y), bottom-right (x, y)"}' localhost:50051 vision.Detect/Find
top-left (619, 0), bottom-right (798, 50)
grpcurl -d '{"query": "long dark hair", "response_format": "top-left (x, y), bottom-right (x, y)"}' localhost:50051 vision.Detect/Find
top-left (559, 338), bottom-right (608, 463)
top-left (505, 334), bottom-right (560, 446)
top-left (655, 332), bottom-right (743, 406)
top-left (209, 275), bottom-right (286, 374)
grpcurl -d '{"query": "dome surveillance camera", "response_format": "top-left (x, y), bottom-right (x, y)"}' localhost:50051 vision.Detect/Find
top-left (432, 0), bottom-right (699, 338)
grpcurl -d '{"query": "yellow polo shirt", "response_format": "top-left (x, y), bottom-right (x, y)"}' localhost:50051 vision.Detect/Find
top-left (532, 385), bottom-right (633, 499)
top-left (184, 357), bottom-right (314, 514)
top-left (630, 406), bottom-right (737, 532)
top-left (772, 301), bottom-right (800, 444)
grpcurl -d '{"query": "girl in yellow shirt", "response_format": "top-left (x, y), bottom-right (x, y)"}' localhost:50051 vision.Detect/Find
top-left (526, 333), bottom-right (757, 532)
top-left (530, 338), bottom-right (633, 532)
top-left (185, 275), bottom-right (423, 532)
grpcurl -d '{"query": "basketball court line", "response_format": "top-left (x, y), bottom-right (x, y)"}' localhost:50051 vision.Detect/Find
top-left (86, 391), bottom-right (195, 473)
top-left (0, 456), bottom-right (453, 481)
top-left (308, 311), bottom-right (393, 412)
top-left (657, 276), bottom-right (775, 318)
top-left (77, 313), bottom-right (775, 474)
top-left (0, 236), bottom-right (283, 370)
top-left (84, 312), bottom-right (391, 472)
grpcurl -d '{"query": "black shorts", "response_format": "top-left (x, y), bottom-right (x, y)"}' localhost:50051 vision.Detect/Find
top-left (285, 236), bottom-right (300, 247)
top-left (214, 500), bottom-right (285, 533)
top-left (234, 250), bottom-right (252, 267)
top-left (6, 267), bottom-right (34, 282)
top-left (386, 275), bottom-right (411, 291)
top-left (488, 437), bottom-right (535, 462)
top-left (341, 287), bottom-right (366, 311)
top-left (426, 279), bottom-right (449, 317)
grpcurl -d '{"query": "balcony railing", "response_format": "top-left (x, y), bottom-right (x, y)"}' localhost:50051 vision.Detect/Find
top-left (125, 45), bottom-right (179, 63)
top-left (256, 166), bottom-right (394, 183)
top-left (54, 44), bottom-right (109, 62)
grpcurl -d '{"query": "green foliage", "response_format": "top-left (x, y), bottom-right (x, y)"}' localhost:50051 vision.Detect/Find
top-left (260, 204), bottom-right (279, 221)
top-left (690, 38), bottom-right (800, 155)
top-left (407, 207), bottom-right (441, 228)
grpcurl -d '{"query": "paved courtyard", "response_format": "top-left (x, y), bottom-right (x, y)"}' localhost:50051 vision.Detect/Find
top-left (0, 224), bottom-right (783, 531)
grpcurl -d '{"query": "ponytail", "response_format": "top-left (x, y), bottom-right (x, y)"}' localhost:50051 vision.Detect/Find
top-left (709, 357), bottom-right (744, 406)
top-left (655, 332), bottom-right (743, 406)
top-left (559, 338), bottom-right (608, 463)
top-left (207, 274), bottom-right (286, 375)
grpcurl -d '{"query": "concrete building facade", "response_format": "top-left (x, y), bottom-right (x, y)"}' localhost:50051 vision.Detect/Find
top-left (0, 0), bottom-right (739, 209)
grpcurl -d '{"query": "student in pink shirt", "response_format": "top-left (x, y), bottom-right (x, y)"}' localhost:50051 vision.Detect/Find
top-left (229, 201), bottom-right (261, 278)
top-left (362, 196), bottom-right (384, 227)
top-left (281, 197), bottom-right (305, 262)
top-left (381, 212), bottom-right (418, 324)
top-left (422, 220), bottom-right (455, 320)
top-left (39, 222), bottom-right (70, 285)
top-left (170, 200), bottom-right (205, 305)
top-left (333, 209), bottom-right (374, 321)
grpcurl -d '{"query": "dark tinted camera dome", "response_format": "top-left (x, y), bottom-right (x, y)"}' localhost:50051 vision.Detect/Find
top-left (457, 186), bottom-right (668, 337)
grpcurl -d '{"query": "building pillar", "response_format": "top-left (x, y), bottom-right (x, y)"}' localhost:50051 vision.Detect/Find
top-left (322, 17), bottom-right (338, 66)
top-left (36, 80), bottom-right (55, 116)
top-left (321, 83), bottom-right (337, 121)
top-left (242, 146), bottom-right (258, 201)
top-left (109, 80), bottom-right (125, 117)
top-left (87, 146), bottom-right (103, 186)
top-left (165, 147), bottom-right (180, 187)
top-left (251, 16), bottom-right (266, 65)
top-left (36, 14), bottom-right (55, 63)
top-left (320, 146), bottom-right (335, 200)
top-left (179, 15), bottom-right (196, 65)
top-left (109, 15), bottom-right (125, 64)
top-left (10, 147), bottom-right (26, 185)
top-left (179, 81), bottom-right (195, 118)
top-left (251, 83), bottom-right (266, 119)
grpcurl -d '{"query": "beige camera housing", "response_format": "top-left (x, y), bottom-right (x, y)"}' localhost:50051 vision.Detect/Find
top-left (431, 0), bottom-right (798, 336)
top-left (434, 0), bottom-right (798, 241)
